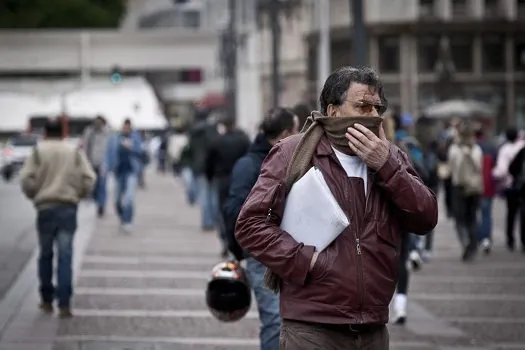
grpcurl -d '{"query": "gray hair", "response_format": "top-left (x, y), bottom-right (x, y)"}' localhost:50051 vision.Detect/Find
top-left (319, 66), bottom-right (388, 115)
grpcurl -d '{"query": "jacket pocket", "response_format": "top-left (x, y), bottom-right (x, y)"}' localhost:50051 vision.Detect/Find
top-left (309, 250), bottom-right (328, 282)
top-left (376, 221), bottom-right (399, 250)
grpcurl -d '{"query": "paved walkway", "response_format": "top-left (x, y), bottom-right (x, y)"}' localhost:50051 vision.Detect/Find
top-left (0, 172), bottom-right (524, 350)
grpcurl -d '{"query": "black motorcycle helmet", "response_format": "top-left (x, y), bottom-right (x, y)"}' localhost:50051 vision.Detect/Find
top-left (206, 260), bottom-right (252, 322)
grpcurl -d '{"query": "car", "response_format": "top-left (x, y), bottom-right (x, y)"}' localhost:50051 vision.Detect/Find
top-left (1, 134), bottom-right (40, 182)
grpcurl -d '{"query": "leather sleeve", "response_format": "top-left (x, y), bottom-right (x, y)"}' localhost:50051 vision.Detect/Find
top-left (375, 144), bottom-right (438, 235)
top-left (235, 143), bottom-right (315, 286)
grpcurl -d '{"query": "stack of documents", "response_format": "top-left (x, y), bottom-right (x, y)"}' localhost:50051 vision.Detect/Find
top-left (280, 167), bottom-right (350, 251)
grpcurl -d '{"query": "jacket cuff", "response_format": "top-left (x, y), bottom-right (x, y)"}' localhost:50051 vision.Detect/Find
top-left (291, 244), bottom-right (315, 286)
top-left (375, 145), bottom-right (399, 182)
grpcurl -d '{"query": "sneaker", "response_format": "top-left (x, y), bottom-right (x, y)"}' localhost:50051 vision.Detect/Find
top-left (121, 224), bottom-right (133, 234)
top-left (59, 308), bottom-right (73, 319)
top-left (97, 207), bottom-right (105, 218)
top-left (421, 250), bottom-right (432, 262)
top-left (392, 294), bottom-right (407, 325)
top-left (39, 302), bottom-right (54, 314)
top-left (481, 238), bottom-right (491, 255)
top-left (409, 250), bottom-right (423, 271)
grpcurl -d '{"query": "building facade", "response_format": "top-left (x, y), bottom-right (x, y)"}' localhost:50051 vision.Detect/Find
top-left (258, 0), bottom-right (525, 130)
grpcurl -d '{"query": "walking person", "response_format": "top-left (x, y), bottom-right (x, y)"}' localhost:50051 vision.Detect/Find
top-left (224, 107), bottom-right (299, 350)
top-left (235, 66), bottom-right (438, 350)
top-left (20, 118), bottom-right (96, 318)
top-left (476, 128), bottom-right (497, 254)
top-left (82, 115), bottom-right (111, 217)
top-left (493, 127), bottom-right (525, 251)
top-left (448, 124), bottom-right (484, 262)
top-left (107, 118), bottom-right (144, 233)
top-left (205, 114), bottom-right (250, 257)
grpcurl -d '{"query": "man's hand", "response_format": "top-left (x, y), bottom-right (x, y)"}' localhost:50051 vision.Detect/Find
top-left (345, 123), bottom-right (390, 171)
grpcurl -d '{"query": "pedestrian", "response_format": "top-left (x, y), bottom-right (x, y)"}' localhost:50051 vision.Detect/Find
top-left (19, 118), bottom-right (96, 318)
top-left (476, 128), bottom-right (497, 254)
top-left (205, 114), bottom-right (250, 257)
top-left (235, 66), bottom-right (438, 350)
top-left (82, 115), bottom-right (111, 217)
top-left (224, 107), bottom-right (299, 350)
top-left (187, 112), bottom-right (220, 231)
top-left (492, 127), bottom-right (525, 251)
top-left (448, 123), bottom-right (484, 262)
top-left (107, 118), bottom-right (144, 233)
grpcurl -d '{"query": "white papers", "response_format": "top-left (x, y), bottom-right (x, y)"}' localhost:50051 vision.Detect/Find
top-left (280, 167), bottom-right (349, 252)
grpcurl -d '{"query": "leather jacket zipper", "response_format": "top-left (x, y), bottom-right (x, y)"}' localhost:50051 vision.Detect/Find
top-left (266, 184), bottom-right (282, 222)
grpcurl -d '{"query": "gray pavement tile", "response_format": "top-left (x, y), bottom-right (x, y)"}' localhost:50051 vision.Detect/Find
top-left (154, 345), bottom-right (258, 350)
top-left (75, 277), bottom-right (206, 290)
top-left (81, 341), bottom-right (155, 350)
top-left (0, 343), bottom-right (53, 350)
top-left (81, 262), bottom-right (211, 273)
top-left (452, 322), bottom-right (525, 344)
top-left (410, 280), bottom-right (525, 295)
top-left (417, 300), bottom-right (525, 318)
top-left (56, 316), bottom-right (259, 338)
top-left (52, 343), bottom-right (81, 350)
top-left (72, 294), bottom-right (249, 311)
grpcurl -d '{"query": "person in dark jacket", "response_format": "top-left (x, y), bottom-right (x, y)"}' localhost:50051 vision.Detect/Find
top-left (205, 115), bottom-right (250, 256)
top-left (223, 107), bottom-right (299, 350)
top-left (187, 116), bottom-right (220, 230)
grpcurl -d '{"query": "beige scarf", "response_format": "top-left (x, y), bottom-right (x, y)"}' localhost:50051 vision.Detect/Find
top-left (264, 112), bottom-right (382, 292)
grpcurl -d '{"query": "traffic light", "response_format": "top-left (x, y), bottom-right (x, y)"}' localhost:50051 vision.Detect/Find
top-left (110, 66), bottom-right (122, 85)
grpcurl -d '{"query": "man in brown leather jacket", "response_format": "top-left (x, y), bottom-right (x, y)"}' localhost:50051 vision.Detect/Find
top-left (235, 66), bottom-right (438, 350)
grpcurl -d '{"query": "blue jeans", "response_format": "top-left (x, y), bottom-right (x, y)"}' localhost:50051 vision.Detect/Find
top-left (246, 257), bottom-right (281, 350)
top-left (197, 176), bottom-right (219, 230)
top-left (93, 167), bottom-right (107, 210)
top-left (36, 205), bottom-right (77, 308)
top-left (115, 173), bottom-right (137, 224)
top-left (181, 167), bottom-right (198, 205)
top-left (478, 197), bottom-right (493, 241)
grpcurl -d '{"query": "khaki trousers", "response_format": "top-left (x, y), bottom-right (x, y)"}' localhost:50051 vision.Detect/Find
top-left (280, 319), bottom-right (389, 350)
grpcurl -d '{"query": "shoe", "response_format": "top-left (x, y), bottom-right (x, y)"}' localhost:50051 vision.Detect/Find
top-left (97, 207), bottom-right (105, 218)
top-left (121, 224), bottom-right (133, 234)
top-left (481, 238), bottom-right (491, 255)
top-left (421, 250), bottom-right (432, 262)
top-left (59, 308), bottom-right (73, 319)
top-left (39, 302), bottom-right (54, 314)
top-left (409, 251), bottom-right (423, 271)
top-left (392, 294), bottom-right (407, 325)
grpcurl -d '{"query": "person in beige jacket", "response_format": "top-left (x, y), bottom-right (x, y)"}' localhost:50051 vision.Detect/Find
top-left (19, 119), bottom-right (95, 318)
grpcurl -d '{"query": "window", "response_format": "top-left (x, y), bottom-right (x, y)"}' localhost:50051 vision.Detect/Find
top-left (419, 0), bottom-right (436, 18)
top-left (417, 36), bottom-right (439, 72)
top-left (180, 69), bottom-right (203, 83)
top-left (519, 0), bottom-right (525, 18)
top-left (182, 10), bottom-right (200, 28)
top-left (484, 0), bottom-right (503, 17)
top-left (451, 0), bottom-right (468, 18)
top-left (378, 36), bottom-right (400, 73)
top-left (482, 35), bottom-right (505, 72)
top-left (450, 35), bottom-right (473, 72)
top-left (515, 40), bottom-right (525, 71)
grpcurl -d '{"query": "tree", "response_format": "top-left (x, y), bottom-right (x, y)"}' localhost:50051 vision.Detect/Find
top-left (0, 0), bottom-right (126, 28)
top-left (256, 0), bottom-right (301, 108)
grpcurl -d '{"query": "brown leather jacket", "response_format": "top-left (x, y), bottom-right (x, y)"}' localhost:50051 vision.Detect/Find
top-left (235, 134), bottom-right (438, 325)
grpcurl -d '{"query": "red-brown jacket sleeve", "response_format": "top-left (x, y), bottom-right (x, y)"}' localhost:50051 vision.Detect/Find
top-left (235, 142), bottom-right (315, 286)
top-left (375, 144), bottom-right (438, 234)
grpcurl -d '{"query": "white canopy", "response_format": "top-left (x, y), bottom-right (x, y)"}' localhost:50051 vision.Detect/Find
top-left (0, 77), bottom-right (168, 131)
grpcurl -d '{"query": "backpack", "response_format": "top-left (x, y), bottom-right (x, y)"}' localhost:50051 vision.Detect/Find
top-left (457, 148), bottom-right (483, 195)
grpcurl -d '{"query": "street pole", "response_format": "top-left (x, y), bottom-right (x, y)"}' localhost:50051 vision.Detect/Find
top-left (269, 0), bottom-right (281, 108)
top-left (318, 0), bottom-right (331, 102)
top-left (350, 0), bottom-right (367, 66)
top-left (224, 0), bottom-right (238, 122)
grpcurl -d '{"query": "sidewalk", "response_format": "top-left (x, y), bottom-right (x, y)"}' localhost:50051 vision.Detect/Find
top-left (0, 173), bottom-right (524, 350)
